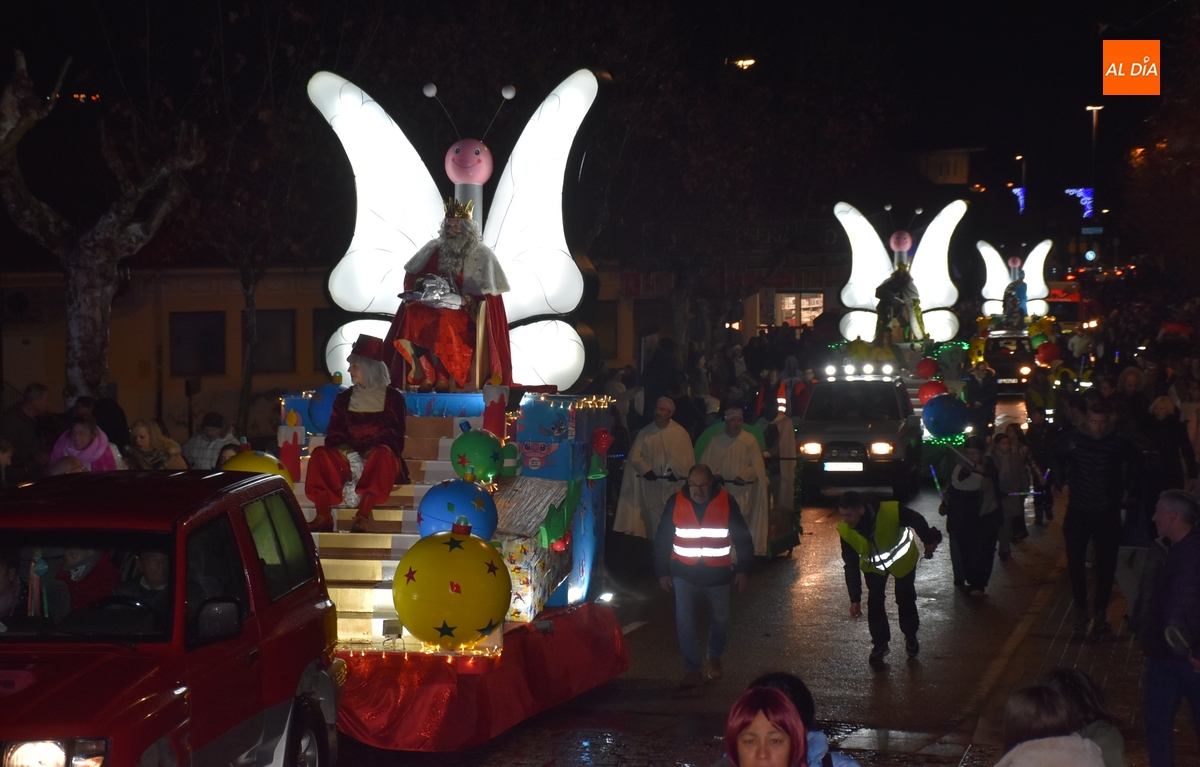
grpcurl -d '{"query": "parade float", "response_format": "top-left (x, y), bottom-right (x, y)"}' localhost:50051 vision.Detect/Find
top-left (269, 68), bottom-right (629, 752)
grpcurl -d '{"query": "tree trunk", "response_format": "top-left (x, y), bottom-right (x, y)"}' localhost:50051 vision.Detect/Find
top-left (62, 251), bottom-right (118, 400)
top-left (237, 274), bottom-right (258, 436)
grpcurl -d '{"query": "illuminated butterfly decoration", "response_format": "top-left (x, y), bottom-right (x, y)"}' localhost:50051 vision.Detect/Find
top-left (834, 200), bottom-right (968, 343)
top-left (306, 69), bottom-right (599, 390)
top-left (976, 239), bottom-right (1053, 318)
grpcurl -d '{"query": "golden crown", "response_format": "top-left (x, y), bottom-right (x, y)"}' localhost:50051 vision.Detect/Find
top-left (444, 197), bottom-right (475, 220)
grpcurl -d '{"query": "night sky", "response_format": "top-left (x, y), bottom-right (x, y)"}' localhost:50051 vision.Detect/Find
top-left (0, 1), bottom-right (1182, 268)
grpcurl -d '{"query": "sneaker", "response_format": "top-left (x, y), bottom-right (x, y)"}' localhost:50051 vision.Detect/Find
top-left (707, 658), bottom-right (724, 680)
top-left (681, 670), bottom-right (704, 688)
top-left (905, 635), bottom-right (920, 658)
top-left (968, 588), bottom-right (986, 597)
top-left (869, 643), bottom-right (889, 663)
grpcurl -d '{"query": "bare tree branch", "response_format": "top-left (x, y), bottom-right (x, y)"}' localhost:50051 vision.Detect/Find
top-left (0, 154), bottom-right (77, 257)
top-left (0, 50), bottom-right (71, 159)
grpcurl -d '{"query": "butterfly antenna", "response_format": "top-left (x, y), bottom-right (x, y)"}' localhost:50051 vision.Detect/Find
top-left (422, 83), bottom-right (460, 139)
top-left (481, 84), bottom-right (517, 142)
top-left (907, 207), bottom-right (924, 230)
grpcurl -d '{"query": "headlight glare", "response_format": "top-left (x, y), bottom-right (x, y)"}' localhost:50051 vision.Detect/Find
top-left (5, 741), bottom-right (66, 767)
top-left (824, 365), bottom-right (836, 376)
top-left (862, 363), bottom-right (874, 374)
top-left (1019, 366), bottom-right (1032, 375)
top-left (882, 364), bottom-right (894, 374)
top-left (869, 442), bottom-right (894, 455)
top-left (800, 442), bottom-right (822, 456)
top-left (844, 365), bottom-right (855, 375)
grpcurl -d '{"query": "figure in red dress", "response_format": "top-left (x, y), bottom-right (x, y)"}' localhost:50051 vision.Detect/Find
top-left (385, 199), bottom-right (513, 389)
top-left (306, 335), bottom-right (410, 532)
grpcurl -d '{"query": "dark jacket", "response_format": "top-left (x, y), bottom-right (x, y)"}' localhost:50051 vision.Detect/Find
top-left (655, 489), bottom-right (754, 587)
top-left (841, 504), bottom-right (938, 603)
top-left (1141, 415), bottom-right (1197, 492)
top-left (965, 374), bottom-right (998, 412)
top-left (1024, 421), bottom-right (1058, 473)
top-left (1051, 427), bottom-right (1139, 515)
top-left (1133, 528), bottom-right (1200, 660)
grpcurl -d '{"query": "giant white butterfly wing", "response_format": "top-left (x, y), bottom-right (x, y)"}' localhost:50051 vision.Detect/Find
top-left (909, 200), bottom-right (966, 311)
top-left (308, 72), bottom-right (443, 315)
top-left (834, 202), bottom-right (892, 311)
top-left (508, 320), bottom-right (587, 391)
top-left (1023, 239), bottom-right (1052, 300)
top-left (485, 69), bottom-right (599, 324)
top-left (977, 240), bottom-right (1011, 317)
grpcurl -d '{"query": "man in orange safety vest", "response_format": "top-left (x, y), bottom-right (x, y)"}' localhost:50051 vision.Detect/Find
top-left (655, 463), bottom-right (755, 689)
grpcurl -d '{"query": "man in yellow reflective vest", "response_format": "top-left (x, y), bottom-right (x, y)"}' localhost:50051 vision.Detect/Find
top-left (655, 463), bottom-right (755, 688)
top-left (838, 491), bottom-right (941, 663)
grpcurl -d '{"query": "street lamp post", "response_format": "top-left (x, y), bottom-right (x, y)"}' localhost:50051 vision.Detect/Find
top-left (1086, 105), bottom-right (1103, 189)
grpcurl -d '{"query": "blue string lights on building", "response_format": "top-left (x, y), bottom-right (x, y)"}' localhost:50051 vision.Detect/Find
top-left (1064, 187), bottom-right (1094, 218)
top-left (1011, 187), bottom-right (1026, 215)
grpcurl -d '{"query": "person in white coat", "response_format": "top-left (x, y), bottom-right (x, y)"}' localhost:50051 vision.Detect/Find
top-left (765, 398), bottom-right (797, 517)
top-left (613, 398), bottom-right (695, 539)
top-left (700, 408), bottom-right (769, 556)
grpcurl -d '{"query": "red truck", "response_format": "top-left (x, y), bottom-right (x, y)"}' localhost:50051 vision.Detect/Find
top-left (0, 471), bottom-right (342, 766)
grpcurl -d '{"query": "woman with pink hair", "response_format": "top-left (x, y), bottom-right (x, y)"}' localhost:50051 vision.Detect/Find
top-left (724, 686), bottom-right (808, 767)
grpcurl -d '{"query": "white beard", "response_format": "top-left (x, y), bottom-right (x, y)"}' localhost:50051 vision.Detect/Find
top-left (437, 235), bottom-right (472, 284)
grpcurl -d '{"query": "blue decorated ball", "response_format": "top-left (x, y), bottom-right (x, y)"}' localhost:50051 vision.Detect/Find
top-left (922, 393), bottom-right (968, 439)
top-left (307, 382), bottom-right (347, 434)
top-left (418, 479), bottom-right (498, 540)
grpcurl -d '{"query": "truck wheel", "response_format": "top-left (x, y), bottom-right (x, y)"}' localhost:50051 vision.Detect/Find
top-left (285, 698), bottom-right (329, 767)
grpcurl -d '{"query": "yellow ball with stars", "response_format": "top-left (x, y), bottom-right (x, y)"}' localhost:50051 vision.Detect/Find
top-left (392, 521), bottom-right (512, 650)
top-left (220, 450), bottom-right (294, 489)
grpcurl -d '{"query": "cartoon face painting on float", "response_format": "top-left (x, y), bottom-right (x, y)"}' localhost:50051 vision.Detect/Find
top-left (307, 70), bottom-right (601, 392)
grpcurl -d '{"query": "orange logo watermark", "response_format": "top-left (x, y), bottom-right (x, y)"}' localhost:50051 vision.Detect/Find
top-left (1103, 40), bottom-right (1160, 95)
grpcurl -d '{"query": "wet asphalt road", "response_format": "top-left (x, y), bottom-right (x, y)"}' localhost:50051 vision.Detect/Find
top-left (338, 398), bottom-right (1077, 766)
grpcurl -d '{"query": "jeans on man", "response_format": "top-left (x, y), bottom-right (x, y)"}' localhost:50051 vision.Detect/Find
top-left (1145, 656), bottom-right (1200, 767)
top-left (672, 576), bottom-right (731, 673)
top-left (863, 570), bottom-right (918, 646)
top-left (1063, 507), bottom-right (1122, 616)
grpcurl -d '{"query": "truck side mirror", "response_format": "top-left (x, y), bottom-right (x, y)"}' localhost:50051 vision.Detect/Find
top-left (197, 599), bottom-right (242, 644)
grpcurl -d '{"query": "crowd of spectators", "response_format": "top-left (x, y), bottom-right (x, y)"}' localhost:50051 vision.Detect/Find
top-left (0, 385), bottom-right (243, 486)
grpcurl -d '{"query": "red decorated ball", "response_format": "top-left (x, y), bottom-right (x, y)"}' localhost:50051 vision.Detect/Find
top-left (916, 358), bottom-right (939, 379)
top-left (1036, 342), bottom-right (1061, 365)
top-left (918, 380), bottom-right (949, 405)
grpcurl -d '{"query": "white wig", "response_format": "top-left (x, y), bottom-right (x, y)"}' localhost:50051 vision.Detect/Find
top-left (348, 354), bottom-right (391, 390)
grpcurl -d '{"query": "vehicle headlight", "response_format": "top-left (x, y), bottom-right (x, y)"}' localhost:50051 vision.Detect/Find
top-left (4, 742), bottom-right (65, 767)
top-left (862, 363), bottom-right (874, 374)
top-left (800, 442), bottom-right (822, 456)
top-left (824, 365), bottom-right (836, 376)
top-left (869, 442), bottom-right (894, 455)
top-left (3, 739), bottom-right (106, 767)
top-left (1019, 366), bottom-right (1032, 375)
top-left (882, 364), bottom-right (894, 375)
top-left (844, 365), bottom-right (855, 375)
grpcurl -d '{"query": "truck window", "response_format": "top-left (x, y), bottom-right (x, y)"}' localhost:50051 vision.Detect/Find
top-left (804, 382), bottom-right (901, 421)
top-left (185, 515), bottom-right (250, 644)
top-left (243, 492), bottom-right (316, 601)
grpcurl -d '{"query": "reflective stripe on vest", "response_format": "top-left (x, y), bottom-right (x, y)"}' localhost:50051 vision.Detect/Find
top-left (670, 490), bottom-right (734, 567)
top-left (837, 500), bottom-right (920, 577)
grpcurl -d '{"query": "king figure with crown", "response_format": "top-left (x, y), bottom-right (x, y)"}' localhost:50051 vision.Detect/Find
top-left (385, 198), bottom-right (514, 390)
